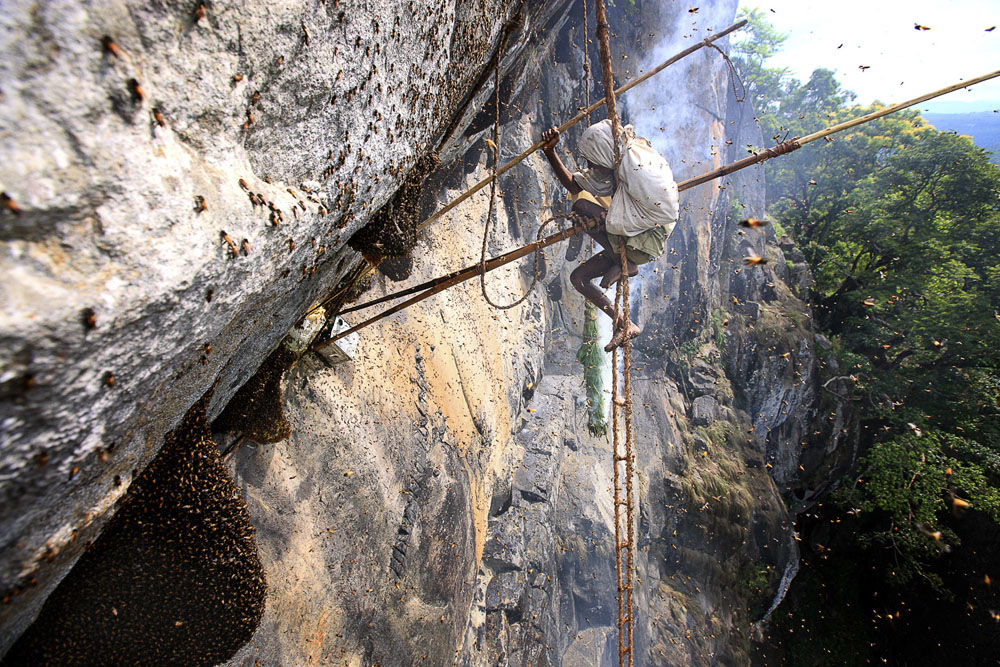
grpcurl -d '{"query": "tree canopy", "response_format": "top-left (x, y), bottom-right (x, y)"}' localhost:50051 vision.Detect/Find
top-left (734, 8), bottom-right (1000, 591)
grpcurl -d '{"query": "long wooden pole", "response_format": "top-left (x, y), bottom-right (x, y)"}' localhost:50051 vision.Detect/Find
top-left (415, 19), bottom-right (747, 233)
top-left (799, 70), bottom-right (1000, 146)
top-left (313, 219), bottom-right (593, 348)
top-left (681, 69), bottom-right (1000, 190)
top-left (318, 69), bottom-right (1000, 345)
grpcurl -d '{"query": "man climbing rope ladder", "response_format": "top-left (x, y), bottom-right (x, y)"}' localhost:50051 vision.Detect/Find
top-left (541, 119), bottom-right (679, 351)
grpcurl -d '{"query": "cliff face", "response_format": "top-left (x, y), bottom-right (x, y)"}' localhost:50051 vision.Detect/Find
top-left (0, 0), bottom-right (857, 664)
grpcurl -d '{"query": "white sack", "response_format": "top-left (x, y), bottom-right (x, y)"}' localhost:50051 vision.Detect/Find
top-left (574, 119), bottom-right (679, 238)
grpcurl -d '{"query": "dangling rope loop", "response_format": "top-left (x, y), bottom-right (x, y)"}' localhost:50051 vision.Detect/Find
top-left (479, 35), bottom-right (552, 310)
top-left (706, 42), bottom-right (746, 103)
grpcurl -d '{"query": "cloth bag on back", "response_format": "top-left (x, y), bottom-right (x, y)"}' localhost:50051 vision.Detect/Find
top-left (573, 119), bottom-right (679, 238)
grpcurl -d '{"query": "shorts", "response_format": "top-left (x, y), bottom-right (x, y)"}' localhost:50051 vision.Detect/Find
top-left (607, 230), bottom-right (657, 266)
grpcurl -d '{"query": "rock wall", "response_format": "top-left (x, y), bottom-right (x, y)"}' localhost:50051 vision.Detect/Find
top-left (0, 0), bottom-right (554, 652)
top-left (0, 0), bottom-right (857, 664)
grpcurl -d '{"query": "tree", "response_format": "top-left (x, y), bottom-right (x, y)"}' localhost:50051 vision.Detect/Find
top-left (731, 8), bottom-right (789, 110)
top-left (733, 12), bottom-right (1000, 590)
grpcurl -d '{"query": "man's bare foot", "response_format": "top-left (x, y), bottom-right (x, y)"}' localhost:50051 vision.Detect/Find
top-left (604, 319), bottom-right (640, 352)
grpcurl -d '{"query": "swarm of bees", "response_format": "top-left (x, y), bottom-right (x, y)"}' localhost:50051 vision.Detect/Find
top-left (4, 392), bottom-right (266, 664)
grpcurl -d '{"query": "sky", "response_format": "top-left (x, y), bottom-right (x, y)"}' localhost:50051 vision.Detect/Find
top-left (734, 0), bottom-right (1000, 113)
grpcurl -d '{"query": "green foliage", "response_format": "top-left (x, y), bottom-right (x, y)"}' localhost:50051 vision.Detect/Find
top-left (577, 302), bottom-right (608, 436)
top-left (837, 430), bottom-right (1000, 588)
top-left (738, 561), bottom-right (776, 619)
top-left (732, 8), bottom-right (790, 111)
top-left (709, 309), bottom-right (726, 348)
top-left (734, 11), bottom-right (1000, 593)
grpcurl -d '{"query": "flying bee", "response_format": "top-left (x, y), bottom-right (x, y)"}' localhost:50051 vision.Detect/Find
top-left (738, 217), bottom-right (769, 231)
top-left (128, 78), bottom-right (144, 102)
top-left (220, 231), bottom-right (238, 256)
top-left (947, 489), bottom-right (971, 510)
top-left (82, 307), bottom-right (97, 330)
top-left (916, 522), bottom-right (951, 552)
top-left (743, 255), bottom-right (768, 267)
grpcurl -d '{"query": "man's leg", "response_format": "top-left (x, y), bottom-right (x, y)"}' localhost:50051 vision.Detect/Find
top-left (598, 256), bottom-right (638, 290)
top-left (570, 252), bottom-right (641, 352)
top-left (604, 314), bottom-right (640, 352)
top-left (570, 253), bottom-right (618, 321)
top-left (572, 200), bottom-right (614, 252)
top-left (572, 200), bottom-right (636, 286)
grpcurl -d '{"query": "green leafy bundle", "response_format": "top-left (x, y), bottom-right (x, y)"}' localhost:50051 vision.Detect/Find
top-left (577, 302), bottom-right (608, 436)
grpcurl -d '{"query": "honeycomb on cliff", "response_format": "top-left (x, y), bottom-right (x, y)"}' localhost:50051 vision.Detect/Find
top-left (213, 345), bottom-right (298, 444)
top-left (348, 152), bottom-right (441, 264)
top-left (4, 391), bottom-right (266, 666)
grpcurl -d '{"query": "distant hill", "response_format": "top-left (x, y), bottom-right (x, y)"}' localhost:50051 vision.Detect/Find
top-left (923, 111), bottom-right (1000, 165)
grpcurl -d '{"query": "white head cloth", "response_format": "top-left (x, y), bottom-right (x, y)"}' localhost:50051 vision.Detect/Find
top-left (573, 119), bottom-right (680, 237)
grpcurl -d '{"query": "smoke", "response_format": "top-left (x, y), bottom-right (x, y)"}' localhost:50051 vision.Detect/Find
top-left (623, 3), bottom-right (738, 176)
top-left (615, 3), bottom-right (742, 318)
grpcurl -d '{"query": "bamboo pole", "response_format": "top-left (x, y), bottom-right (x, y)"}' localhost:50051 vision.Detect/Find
top-left (317, 69), bottom-right (1000, 345)
top-left (314, 219), bottom-right (594, 347)
top-left (681, 69), bottom-right (1000, 191)
top-left (415, 19), bottom-right (747, 233)
top-left (797, 69), bottom-right (1000, 146)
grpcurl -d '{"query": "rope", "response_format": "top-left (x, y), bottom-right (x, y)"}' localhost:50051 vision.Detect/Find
top-left (479, 35), bottom-right (550, 310)
top-left (582, 0), bottom-right (591, 123)
top-left (594, 0), bottom-right (623, 168)
top-left (594, 1), bottom-right (635, 664)
top-left (706, 42), bottom-right (746, 103)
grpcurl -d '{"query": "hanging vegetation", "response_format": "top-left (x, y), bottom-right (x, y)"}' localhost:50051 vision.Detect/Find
top-left (577, 302), bottom-right (608, 436)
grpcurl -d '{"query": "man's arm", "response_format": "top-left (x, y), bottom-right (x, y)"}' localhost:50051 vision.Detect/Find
top-left (541, 128), bottom-right (582, 196)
